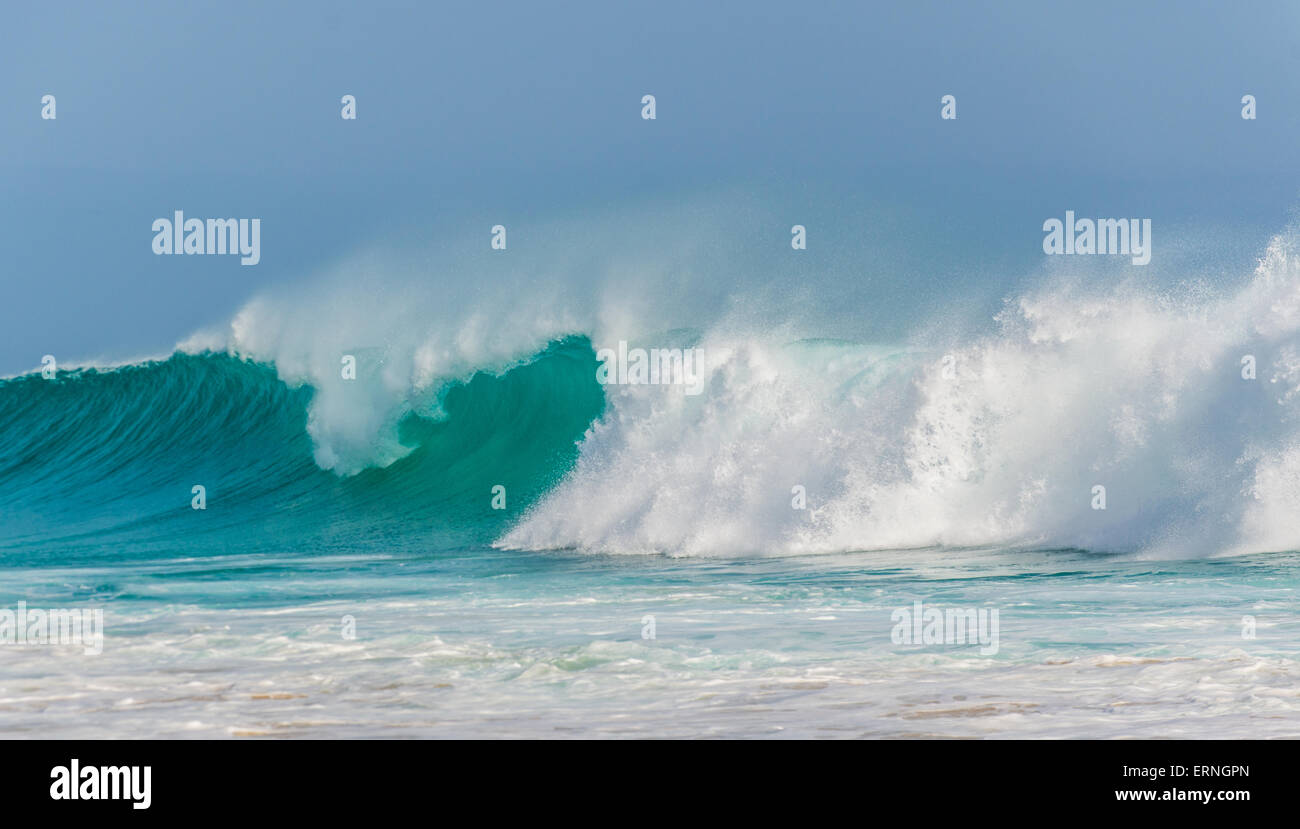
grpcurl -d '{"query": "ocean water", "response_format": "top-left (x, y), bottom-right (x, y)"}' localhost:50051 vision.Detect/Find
top-left (4, 227), bottom-right (1300, 739)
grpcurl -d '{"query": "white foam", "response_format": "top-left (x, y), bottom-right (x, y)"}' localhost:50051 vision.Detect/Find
top-left (506, 230), bottom-right (1300, 557)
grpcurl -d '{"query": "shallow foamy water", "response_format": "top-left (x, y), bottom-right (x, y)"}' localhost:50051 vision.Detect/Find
top-left (2, 547), bottom-right (1296, 739)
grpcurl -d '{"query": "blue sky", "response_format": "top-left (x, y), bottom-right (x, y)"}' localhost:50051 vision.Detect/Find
top-left (2, 0), bottom-right (1299, 374)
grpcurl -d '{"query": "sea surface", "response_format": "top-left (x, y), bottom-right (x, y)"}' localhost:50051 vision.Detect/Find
top-left (4, 228), bottom-right (1300, 738)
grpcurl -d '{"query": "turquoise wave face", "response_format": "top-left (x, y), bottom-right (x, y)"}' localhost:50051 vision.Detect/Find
top-left (0, 337), bottom-right (605, 564)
